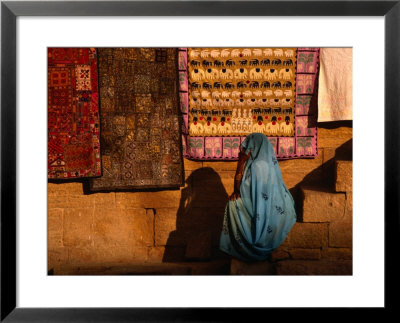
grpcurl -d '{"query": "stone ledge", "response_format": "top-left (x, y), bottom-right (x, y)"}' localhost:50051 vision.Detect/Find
top-left (230, 258), bottom-right (276, 275)
top-left (276, 259), bottom-right (352, 275)
top-left (50, 260), bottom-right (231, 275)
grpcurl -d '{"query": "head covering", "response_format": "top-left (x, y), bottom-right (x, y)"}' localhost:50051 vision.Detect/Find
top-left (220, 133), bottom-right (296, 262)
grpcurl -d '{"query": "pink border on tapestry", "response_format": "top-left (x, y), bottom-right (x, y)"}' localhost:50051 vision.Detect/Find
top-left (179, 48), bottom-right (319, 161)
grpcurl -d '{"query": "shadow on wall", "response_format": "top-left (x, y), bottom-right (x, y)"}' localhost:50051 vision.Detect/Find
top-left (292, 138), bottom-right (352, 220)
top-left (163, 167), bottom-right (229, 262)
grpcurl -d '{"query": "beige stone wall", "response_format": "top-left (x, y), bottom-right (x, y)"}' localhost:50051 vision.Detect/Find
top-left (48, 123), bottom-right (352, 273)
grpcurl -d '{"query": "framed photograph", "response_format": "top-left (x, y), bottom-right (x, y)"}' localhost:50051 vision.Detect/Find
top-left (1, 0), bottom-right (396, 320)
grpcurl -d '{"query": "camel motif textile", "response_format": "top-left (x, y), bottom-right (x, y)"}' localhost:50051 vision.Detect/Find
top-left (188, 48), bottom-right (297, 137)
top-left (179, 48), bottom-right (320, 160)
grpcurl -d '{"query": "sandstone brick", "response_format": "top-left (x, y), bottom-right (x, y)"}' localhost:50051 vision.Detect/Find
top-left (63, 208), bottom-right (93, 247)
top-left (270, 247), bottom-right (290, 262)
top-left (48, 182), bottom-right (84, 195)
top-left (184, 158), bottom-right (203, 171)
top-left (276, 259), bottom-right (352, 275)
top-left (301, 187), bottom-right (346, 222)
top-left (335, 160), bottom-right (353, 192)
top-left (68, 246), bottom-right (149, 265)
top-left (147, 246), bottom-right (186, 262)
top-left (230, 258), bottom-right (276, 275)
top-left (189, 260), bottom-right (231, 275)
top-left (93, 193), bottom-right (116, 208)
top-left (279, 152), bottom-right (323, 174)
top-left (321, 247), bottom-right (352, 260)
top-left (48, 247), bottom-right (68, 271)
top-left (185, 170), bottom-right (193, 182)
top-left (288, 248), bottom-right (321, 260)
top-left (115, 189), bottom-right (183, 209)
top-left (185, 231), bottom-right (212, 260)
top-left (323, 148), bottom-right (336, 163)
top-left (344, 192), bottom-right (352, 220)
top-left (282, 169), bottom-right (326, 190)
top-left (53, 262), bottom-right (191, 275)
top-left (48, 194), bottom-right (96, 209)
top-left (191, 170), bottom-right (232, 207)
top-left (154, 208), bottom-right (179, 246)
top-left (318, 126), bottom-right (353, 148)
top-left (48, 208), bottom-right (64, 248)
top-left (329, 222), bottom-right (352, 248)
top-left (93, 207), bottom-right (153, 249)
top-left (321, 148), bottom-right (336, 181)
top-left (285, 222), bottom-right (328, 248)
top-left (203, 161), bottom-right (238, 171)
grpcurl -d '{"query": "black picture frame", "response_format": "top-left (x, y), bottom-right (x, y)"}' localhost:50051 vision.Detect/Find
top-left (1, 0), bottom-right (398, 321)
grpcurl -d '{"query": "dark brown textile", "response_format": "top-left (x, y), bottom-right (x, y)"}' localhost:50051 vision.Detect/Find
top-left (89, 48), bottom-right (183, 191)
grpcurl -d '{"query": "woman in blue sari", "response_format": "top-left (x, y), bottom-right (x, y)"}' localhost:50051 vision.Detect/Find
top-left (220, 133), bottom-right (297, 262)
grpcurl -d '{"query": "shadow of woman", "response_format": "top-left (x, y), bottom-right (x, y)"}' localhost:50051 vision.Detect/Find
top-left (162, 167), bottom-right (230, 262)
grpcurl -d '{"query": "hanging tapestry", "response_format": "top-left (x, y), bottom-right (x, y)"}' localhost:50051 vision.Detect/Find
top-left (179, 48), bottom-right (319, 160)
top-left (318, 48), bottom-right (353, 122)
top-left (89, 48), bottom-right (184, 191)
top-left (48, 48), bottom-right (101, 179)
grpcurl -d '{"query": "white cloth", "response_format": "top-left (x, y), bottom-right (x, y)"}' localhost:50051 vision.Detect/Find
top-left (318, 48), bottom-right (353, 122)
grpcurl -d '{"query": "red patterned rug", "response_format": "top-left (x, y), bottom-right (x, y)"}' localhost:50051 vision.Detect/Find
top-left (48, 48), bottom-right (101, 179)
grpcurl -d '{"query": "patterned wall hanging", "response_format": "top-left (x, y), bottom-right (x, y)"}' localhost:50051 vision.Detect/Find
top-left (48, 48), bottom-right (101, 179)
top-left (89, 48), bottom-right (184, 191)
top-left (179, 47), bottom-right (319, 160)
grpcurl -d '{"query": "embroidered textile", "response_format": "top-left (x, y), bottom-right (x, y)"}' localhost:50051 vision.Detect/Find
top-left (187, 48), bottom-right (297, 137)
top-left (180, 48), bottom-right (320, 160)
top-left (318, 48), bottom-right (353, 122)
top-left (89, 48), bottom-right (184, 191)
top-left (48, 48), bottom-right (101, 179)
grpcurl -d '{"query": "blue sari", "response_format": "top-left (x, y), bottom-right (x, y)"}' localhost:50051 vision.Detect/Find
top-left (219, 133), bottom-right (297, 262)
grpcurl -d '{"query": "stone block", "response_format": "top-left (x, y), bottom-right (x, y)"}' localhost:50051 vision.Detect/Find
top-left (48, 247), bottom-right (68, 271)
top-left (189, 170), bottom-right (232, 208)
top-left (185, 231), bottom-right (212, 260)
top-left (148, 246), bottom-right (186, 262)
top-left (184, 158), bottom-right (203, 171)
top-left (48, 182), bottom-right (84, 196)
top-left (63, 208), bottom-right (94, 247)
top-left (93, 207), bottom-right (153, 249)
top-left (279, 152), bottom-right (323, 174)
top-left (93, 193), bottom-right (116, 208)
top-left (276, 259), bottom-right (352, 275)
top-left (68, 246), bottom-right (149, 265)
top-left (321, 248), bottom-right (352, 260)
top-left (344, 192), bottom-right (353, 220)
top-left (323, 148), bottom-right (336, 163)
top-left (154, 208), bottom-right (180, 246)
top-left (230, 258), bottom-right (276, 275)
top-left (335, 160), bottom-right (353, 192)
top-left (318, 127), bottom-right (353, 149)
top-left (53, 262), bottom-right (191, 275)
top-left (202, 161), bottom-right (238, 171)
top-left (115, 189), bottom-right (183, 209)
top-left (288, 248), bottom-right (321, 260)
top-left (189, 260), bottom-right (231, 275)
top-left (285, 223), bottom-right (328, 248)
top-left (48, 208), bottom-right (64, 248)
top-left (270, 247), bottom-right (290, 262)
top-left (58, 195), bottom-right (96, 209)
top-left (329, 222), bottom-right (352, 248)
top-left (301, 187), bottom-right (346, 222)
